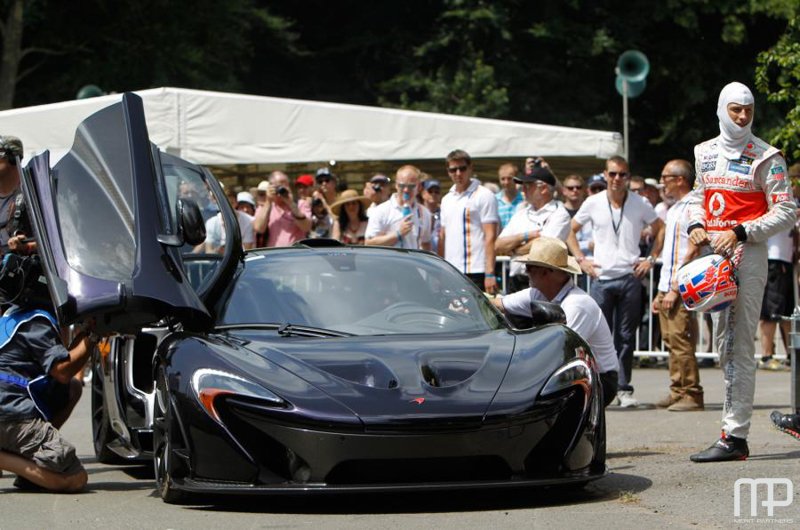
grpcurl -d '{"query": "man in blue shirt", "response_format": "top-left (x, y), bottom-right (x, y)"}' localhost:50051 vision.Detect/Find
top-left (495, 162), bottom-right (524, 230)
top-left (0, 254), bottom-right (99, 492)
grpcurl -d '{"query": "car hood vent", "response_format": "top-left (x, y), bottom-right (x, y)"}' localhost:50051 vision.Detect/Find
top-left (419, 352), bottom-right (485, 388)
top-left (238, 330), bottom-right (517, 427)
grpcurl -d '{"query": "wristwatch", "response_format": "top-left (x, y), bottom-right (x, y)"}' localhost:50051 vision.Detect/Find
top-left (646, 255), bottom-right (656, 265)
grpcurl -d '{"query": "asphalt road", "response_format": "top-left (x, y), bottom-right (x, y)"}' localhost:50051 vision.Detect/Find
top-left (1, 366), bottom-right (799, 529)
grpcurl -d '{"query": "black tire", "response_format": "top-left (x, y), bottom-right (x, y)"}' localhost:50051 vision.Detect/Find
top-left (153, 365), bottom-right (189, 504)
top-left (91, 349), bottom-right (127, 465)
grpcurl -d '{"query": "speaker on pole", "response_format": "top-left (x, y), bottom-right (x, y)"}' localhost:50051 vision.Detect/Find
top-left (614, 50), bottom-right (649, 161)
top-left (615, 50), bottom-right (649, 99)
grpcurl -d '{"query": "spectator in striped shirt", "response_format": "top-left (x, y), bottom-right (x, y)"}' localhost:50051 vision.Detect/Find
top-left (651, 159), bottom-right (704, 412)
top-left (439, 149), bottom-right (500, 293)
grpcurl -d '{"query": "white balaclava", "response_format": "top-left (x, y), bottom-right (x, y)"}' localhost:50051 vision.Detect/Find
top-left (716, 81), bottom-right (754, 160)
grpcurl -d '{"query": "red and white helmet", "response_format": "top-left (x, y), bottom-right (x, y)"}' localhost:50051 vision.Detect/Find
top-left (676, 254), bottom-right (738, 313)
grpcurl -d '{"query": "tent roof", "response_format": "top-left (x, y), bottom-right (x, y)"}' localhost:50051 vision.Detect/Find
top-left (0, 87), bottom-right (622, 165)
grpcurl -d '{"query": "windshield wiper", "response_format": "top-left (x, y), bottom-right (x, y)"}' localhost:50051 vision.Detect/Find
top-left (216, 323), bottom-right (352, 338)
top-left (277, 323), bottom-right (353, 338)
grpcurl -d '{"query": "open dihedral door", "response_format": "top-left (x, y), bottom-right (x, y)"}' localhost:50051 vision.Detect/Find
top-left (21, 93), bottom-right (220, 333)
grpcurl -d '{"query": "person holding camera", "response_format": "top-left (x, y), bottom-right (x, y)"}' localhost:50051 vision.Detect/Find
top-left (253, 171), bottom-right (312, 247)
top-left (364, 174), bottom-right (391, 216)
top-left (0, 136), bottom-right (23, 255)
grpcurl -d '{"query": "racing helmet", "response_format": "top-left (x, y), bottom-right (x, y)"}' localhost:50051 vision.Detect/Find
top-left (676, 254), bottom-right (738, 313)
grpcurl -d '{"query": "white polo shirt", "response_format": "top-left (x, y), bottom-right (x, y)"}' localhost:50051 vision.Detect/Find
top-left (440, 179), bottom-right (499, 274)
top-left (501, 279), bottom-right (618, 374)
top-left (499, 200), bottom-right (572, 277)
top-left (573, 191), bottom-right (657, 280)
top-left (365, 194), bottom-right (432, 249)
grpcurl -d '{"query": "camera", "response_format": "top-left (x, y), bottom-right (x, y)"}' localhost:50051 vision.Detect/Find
top-left (371, 184), bottom-right (382, 192)
top-left (11, 193), bottom-right (32, 240)
top-left (312, 197), bottom-right (323, 208)
top-left (277, 186), bottom-right (289, 197)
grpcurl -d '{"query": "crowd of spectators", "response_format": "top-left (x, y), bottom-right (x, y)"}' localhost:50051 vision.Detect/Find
top-left (208, 146), bottom-right (799, 417)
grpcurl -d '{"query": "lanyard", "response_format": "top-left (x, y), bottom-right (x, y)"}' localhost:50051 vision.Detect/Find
top-left (607, 192), bottom-right (627, 238)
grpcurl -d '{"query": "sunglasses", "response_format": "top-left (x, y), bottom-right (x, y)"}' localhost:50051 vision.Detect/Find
top-left (447, 165), bottom-right (469, 174)
top-left (564, 185), bottom-right (582, 191)
top-left (525, 264), bottom-right (548, 273)
top-left (397, 182), bottom-right (417, 189)
top-left (607, 171), bottom-right (630, 178)
top-left (317, 177), bottom-right (333, 183)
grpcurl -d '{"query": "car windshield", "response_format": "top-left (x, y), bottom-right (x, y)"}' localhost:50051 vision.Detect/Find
top-left (217, 250), bottom-right (504, 335)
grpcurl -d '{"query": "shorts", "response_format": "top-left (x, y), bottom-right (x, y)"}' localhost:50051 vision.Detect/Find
top-left (0, 417), bottom-right (84, 475)
top-left (760, 260), bottom-right (795, 321)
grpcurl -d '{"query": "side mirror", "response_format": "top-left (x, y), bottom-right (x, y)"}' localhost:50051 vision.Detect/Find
top-left (177, 198), bottom-right (206, 246)
top-left (530, 301), bottom-right (566, 325)
top-left (157, 198), bottom-right (206, 247)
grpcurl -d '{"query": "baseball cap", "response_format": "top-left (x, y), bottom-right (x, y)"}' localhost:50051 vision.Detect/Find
top-left (423, 179), bottom-right (441, 191)
top-left (587, 174), bottom-right (607, 190)
top-left (645, 177), bottom-right (664, 190)
top-left (257, 180), bottom-right (269, 192)
top-left (369, 174), bottom-right (390, 184)
top-left (514, 166), bottom-right (556, 186)
top-left (236, 191), bottom-right (256, 207)
top-left (296, 174), bottom-right (314, 187)
top-left (316, 167), bottom-right (335, 182)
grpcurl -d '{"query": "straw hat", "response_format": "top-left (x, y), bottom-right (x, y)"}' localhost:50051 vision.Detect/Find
top-left (513, 236), bottom-right (582, 275)
top-left (330, 189), bottom-right (371, 215)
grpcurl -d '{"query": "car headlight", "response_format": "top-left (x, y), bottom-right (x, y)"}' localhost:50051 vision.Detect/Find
top-left (191, 368), bottom-right (285, 423)
top-left (539, 359), bottom-right (592, 398)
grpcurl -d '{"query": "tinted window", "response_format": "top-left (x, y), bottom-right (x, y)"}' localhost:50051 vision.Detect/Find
top-left (218, 250), bottom-right (504, 335)
top-left (53, 106), bottom-right (137, 281)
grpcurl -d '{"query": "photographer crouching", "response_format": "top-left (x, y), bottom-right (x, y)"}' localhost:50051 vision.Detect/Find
top-left (0, 139), bottom-right (98, 492)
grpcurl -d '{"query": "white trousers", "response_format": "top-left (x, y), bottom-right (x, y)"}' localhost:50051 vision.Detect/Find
top-left (711, 242), bottom-right (767, 439)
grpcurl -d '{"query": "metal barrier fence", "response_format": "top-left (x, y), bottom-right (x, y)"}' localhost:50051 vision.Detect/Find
top-left (496, 255), bottom-right (797, 361)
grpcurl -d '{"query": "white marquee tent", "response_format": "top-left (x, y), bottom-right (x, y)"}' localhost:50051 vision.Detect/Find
top-left (0, 87), bottom-right (622, 166)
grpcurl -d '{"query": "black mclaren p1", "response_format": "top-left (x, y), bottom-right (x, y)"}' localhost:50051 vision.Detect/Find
top-left (20, 93), bottom-right (606, 503)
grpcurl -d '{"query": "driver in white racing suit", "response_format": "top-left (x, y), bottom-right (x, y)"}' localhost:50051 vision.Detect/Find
top-left (687, 82), bottom-right (796, 462)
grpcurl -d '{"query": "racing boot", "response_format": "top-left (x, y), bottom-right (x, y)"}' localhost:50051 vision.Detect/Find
top-left (689, 432), bottom-right (748, 462)
top-left (770, 410), bottom-right (800, 441)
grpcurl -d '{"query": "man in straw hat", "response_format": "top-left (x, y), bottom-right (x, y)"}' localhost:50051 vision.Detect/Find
top-left (365, 165), bottom-right (432, 250)
top-left (492, 236), bottom-right (619, 407)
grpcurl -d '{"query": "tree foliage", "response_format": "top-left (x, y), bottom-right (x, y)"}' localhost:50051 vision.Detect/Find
top-left (1, 0), bottom-right (798, 172)
top-left (756, 8), bottom-right (800, 161)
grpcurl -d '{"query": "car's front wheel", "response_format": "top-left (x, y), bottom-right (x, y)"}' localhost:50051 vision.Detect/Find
top-left (153, 364), bottom-right (189, 504)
